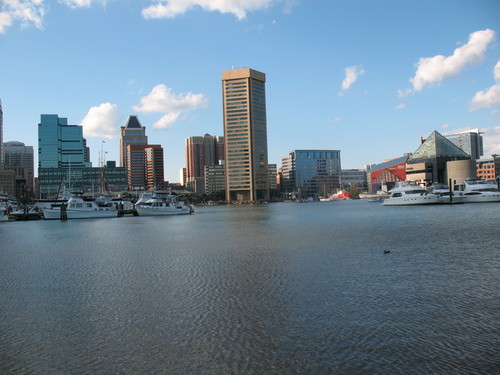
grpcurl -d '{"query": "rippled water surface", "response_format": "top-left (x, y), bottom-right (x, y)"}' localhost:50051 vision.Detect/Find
top-left (1, 201), bottom-right (499, 374)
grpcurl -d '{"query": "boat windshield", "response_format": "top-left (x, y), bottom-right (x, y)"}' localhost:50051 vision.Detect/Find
top-left (407, 189), bottom-right (426, 194)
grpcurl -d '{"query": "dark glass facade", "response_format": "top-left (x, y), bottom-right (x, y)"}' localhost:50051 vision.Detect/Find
top-left (281, 150), bottom-right (341, 197)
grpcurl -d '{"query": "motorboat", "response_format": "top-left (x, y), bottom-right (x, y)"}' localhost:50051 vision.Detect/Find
top-left (383, 181), bottom-right (441, 206)
top-left (320, 190), bottom-right (350, 202)
top-left (455, 178), bottom-right (500, 203)
top-left (428, 185), bottom-right (464, 204)
top-left (135, 191), bottom-right (194, 216)
top-left (42, 197), bottom-right (119, 220)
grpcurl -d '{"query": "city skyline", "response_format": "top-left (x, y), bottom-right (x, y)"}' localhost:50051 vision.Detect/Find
top-left (1, 0), bottom-right (499, 182)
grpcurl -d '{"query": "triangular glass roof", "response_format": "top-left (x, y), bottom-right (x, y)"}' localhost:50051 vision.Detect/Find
top-left (124, 115), bottom-right (143, 129)
top-left (408, 130), bottom-right (470, 162)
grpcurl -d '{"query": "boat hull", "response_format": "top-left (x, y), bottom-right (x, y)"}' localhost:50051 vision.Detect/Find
top-left (43, 209), bottom-right (118, 220)
top-left (383, 196), bottom-right (441, 206)
top-left (462, 193), bottom-right (500, 203)
top-left (135, 206), bottom-right (193, 216)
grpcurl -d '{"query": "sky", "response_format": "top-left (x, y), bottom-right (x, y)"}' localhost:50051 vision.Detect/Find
top-left (1, 0), bottom-right (499, 183)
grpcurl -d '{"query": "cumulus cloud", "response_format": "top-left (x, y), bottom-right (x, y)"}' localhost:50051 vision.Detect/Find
top-left (133, 84), bottom-right (208, 129)
top-left (0, 0), bottom-right (47, 33)
top-left (469, 61), bottom-right (500, 111)
top-left (142, 0), bottom-right (294, 20)
top-left (404, 29), bottom-right (496, 94)
top-left (0, 0), bottom-right (106, 33)
top-left (341, 65), bottom-right (365, 91)
top-left (81, 103), bottom-right (121, 138)
top-left (483, 126), bottom-right (500, 155)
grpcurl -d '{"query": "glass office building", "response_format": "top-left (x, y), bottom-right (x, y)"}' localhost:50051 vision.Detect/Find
top-left (38, 114), bottom-right (90, 170)
top-left (281, 150), bottom-right (341, 198)
top-left (38, 114), bottom-right (92, 197)
top-left (445, 129), bottom-right (483, 160)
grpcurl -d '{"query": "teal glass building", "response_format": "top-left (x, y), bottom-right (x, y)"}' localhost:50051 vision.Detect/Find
top-left (38, 114), bottom-right (91, 170)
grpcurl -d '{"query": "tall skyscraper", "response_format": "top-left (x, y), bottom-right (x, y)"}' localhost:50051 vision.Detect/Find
top-left (120, 115), bottom-right (148, 168)
top-left (0, 99), bottom-right (4, 167)
top-left (3, 141), bottom-right (35, 196)
top-left (222, 68), bottom-right (269, 202)
top-left (185, 134), bottom-right (224, 194)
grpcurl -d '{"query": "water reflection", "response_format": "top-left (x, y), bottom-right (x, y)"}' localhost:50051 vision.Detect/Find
top-left (1, 201), bottom-right (499, 373)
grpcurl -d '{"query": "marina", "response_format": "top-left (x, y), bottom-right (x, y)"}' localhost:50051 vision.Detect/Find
top-left (1, 201), bottom-right (499, 374)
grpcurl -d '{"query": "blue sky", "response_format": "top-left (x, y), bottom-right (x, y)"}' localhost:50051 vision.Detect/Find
top-left (1, 0), bottom-right (499, 182)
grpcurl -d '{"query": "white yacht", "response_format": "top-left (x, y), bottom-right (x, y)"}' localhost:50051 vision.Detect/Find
top-left (42, 197), bottom-right (119, 220)
top-left (455, 178), bottom-right (500, 203)
top-left (383, 181), bottom-right (441, 206)
top-left (135, 191), bottom-right (194, 216)
top-left (429, 185), bottom-right (464, 204)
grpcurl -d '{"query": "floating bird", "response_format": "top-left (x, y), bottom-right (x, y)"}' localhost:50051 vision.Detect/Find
top-left (384, 250), bottom-right (391, 254)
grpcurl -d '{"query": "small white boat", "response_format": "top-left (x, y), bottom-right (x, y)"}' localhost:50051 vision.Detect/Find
top-left (455, 178), bottom-right (500, 203)
top-left (42, 197), bottom-right (119, 220)
top-left (135, 191), bottom-right (194, 216)
top-left (383, 181), bottom-right (441, 206)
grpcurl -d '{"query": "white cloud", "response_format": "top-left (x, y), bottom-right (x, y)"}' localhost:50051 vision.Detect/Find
top-left (59, 0), bottom-right (94, 8)
top-left (0, 0), bottom-right (106, 33)
top-left (395, 102), bottom-right (408, 110)
top-left (483, 126), bottom-right (500, 156)
top-left (341, 65), bottom-right (365, 91)
top-left (469, 84), bottom-right (500, 111)
top-left (81, 103), bottom-right (121, 138)
top-left (329, 116), bottom-right (341, 123)
top-left (469, 61), bottom-right (500, 111)
top-left (0, 0), bottom-right (47, 33)
top-left (408, 29), bottom-right (496, 93)
top-left (133, 84), bottom-right (208, 129)
top-left (154, 112), bottom-right (181, 129)
top-left (142, 0), bottom-right (293, 20)
top-left (495, 61), bottom-right (500, 81)
top-left (441, 123), bottom-right (451, 129)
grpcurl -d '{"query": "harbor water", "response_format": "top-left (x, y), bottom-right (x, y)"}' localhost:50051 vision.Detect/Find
top-left (1, 201), bottom-right (499, 374)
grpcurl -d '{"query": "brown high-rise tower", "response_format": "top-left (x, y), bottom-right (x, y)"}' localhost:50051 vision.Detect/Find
top-left (222, 68), bottom-right (269, 202)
